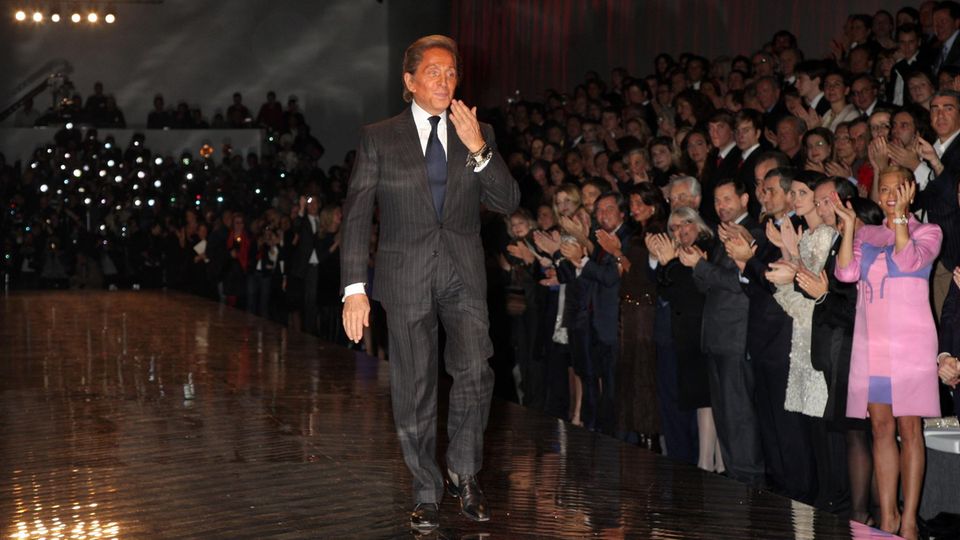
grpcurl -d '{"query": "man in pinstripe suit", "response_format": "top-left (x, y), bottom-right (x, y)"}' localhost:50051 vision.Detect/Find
top-left (340, 35), bottom-right (519, 532)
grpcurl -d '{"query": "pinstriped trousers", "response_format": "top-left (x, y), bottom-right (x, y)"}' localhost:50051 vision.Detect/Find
top-left (383, 249), bottom-right (495, 504)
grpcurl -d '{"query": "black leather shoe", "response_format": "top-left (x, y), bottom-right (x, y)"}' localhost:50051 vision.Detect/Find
top-left (446, 474), bottom-right (490, 522)
top-left (410, 503), bottom-right (439, 532)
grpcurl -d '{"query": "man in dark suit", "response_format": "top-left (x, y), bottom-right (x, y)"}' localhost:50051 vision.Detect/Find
top-left (702, 111), bottom-right (741, 225)
top-left (916, 90), bottom-right (960, 332)
top-left (340, 35), bottom-right (519, 532)
top-left (288, 196), bottom-right (323, 334)
top-left (579, 191), bottom-right (631, 435)
top-left (891, 24), bottom-right (932, 105)
top-left (851, 74), bottom-right (893, 117)
top-left (681, 177), bottom-right (765, 487)
top-left (805, 176), bottom-right (861, 514)
top-left (932, 1), bottom-right (960, 74)
top-left (733, 109), bottom-right (767, 219)
top-left (795, 60), bottom-right (832, 116)
top-left (723, 160), bottom-right (817, 504)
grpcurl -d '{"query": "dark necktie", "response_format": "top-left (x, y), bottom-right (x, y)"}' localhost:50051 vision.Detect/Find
top-left (425, 115), bottom-right (447, 218)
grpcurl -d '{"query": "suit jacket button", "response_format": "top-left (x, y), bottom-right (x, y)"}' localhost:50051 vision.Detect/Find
top-left (432, 250), bottom-right (438, 257)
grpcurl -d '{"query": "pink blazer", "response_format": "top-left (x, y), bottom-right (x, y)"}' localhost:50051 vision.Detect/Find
top-left (834, 218), bottom-right (943, 418)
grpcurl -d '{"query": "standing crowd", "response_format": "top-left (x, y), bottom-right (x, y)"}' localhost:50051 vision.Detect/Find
top-left (485, 3), bottom-right (960, 537)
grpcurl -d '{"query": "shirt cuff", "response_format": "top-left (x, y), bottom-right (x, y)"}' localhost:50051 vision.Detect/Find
top-left (342, 282), bottom-right (366, 302)
top-left (914, 162), bottom-right (933, 190)
top-left (648, 255), bottom-right (658, 270)
top-left (473, 154), bottom-right (492, 172)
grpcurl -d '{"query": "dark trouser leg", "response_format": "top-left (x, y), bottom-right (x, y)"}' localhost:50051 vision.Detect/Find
top-left (593, 338), bottom-right (618, 436)
top-left (543, 342), bottom-right (571, 420)
top-left (707, 351), bottom-right (764, 485)
top-left (753, 354), bottom-right (817, 503)
top-left (302, 264), bottom-right (319, 335)
top-left (655, 305), bottom-right (697, 463)
top-left (435, 281), bottom-right (495, 477)
top-left (383, 300), bottom-right (445, 504)
top-left (810, 417), bottom-right (850, 513)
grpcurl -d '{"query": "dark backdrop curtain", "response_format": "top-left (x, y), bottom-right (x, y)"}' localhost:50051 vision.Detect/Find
top-left (451, 0), bottom-right (899, 107)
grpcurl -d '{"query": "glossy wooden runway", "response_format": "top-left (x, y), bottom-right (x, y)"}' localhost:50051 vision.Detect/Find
top-left (1, 292), bottom-right (894, 539)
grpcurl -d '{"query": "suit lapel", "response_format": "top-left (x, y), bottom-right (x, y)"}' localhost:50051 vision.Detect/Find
top-left (443, 122), bottom-right (467, 221)
top-left (394, 108), bottom-right (438, 215)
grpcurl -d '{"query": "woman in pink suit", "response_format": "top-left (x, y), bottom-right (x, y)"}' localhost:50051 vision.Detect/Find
top-left (834, 166), bottom-right (942, 540)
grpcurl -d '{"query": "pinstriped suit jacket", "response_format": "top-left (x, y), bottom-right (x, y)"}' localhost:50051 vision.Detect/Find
top-left (340, 107), bottom-right (519, 305)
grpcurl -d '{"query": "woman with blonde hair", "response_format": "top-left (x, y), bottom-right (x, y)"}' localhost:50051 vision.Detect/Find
top-left (834, 165), bottom-right (942, 539)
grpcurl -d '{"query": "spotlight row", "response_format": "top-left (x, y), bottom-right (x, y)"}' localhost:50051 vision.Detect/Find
top-left (14, 9), bottom-right (116, 24)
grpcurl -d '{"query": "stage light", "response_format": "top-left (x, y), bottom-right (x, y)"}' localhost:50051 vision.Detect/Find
top-left (87, 12), bottom-right (97, 23)
top-left (51, 12), bottom-right (60, 22)
top-left (153, 180), bottom-right (161, 188)
top-left (32, 11), bottom-right (43, 22)
top-left (105, 13), bottom-right (114, 24)
top-left (15, 10), bottom-right (26, 21)
top-left (40, 184), bottom-right (48, 193)
top-left (71, 12), bottom-right (81, 23)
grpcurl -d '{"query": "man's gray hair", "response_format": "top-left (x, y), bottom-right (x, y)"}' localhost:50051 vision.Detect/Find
top-left (669, 175), bottom-right (701, 198)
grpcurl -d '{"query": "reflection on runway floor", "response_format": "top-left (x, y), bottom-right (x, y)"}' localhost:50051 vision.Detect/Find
top-left (0, 291), bottom-right (884, 538)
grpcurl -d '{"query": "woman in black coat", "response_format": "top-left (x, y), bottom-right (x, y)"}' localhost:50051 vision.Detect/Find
top-left (649, 206), bottom-right (718, 471)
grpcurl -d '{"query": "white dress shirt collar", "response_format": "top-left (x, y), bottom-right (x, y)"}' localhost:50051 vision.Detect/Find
top-left (719, 141), bottom-right (737, 159)
top-left (936, 129), bottom-right (960, 157)
top-left (411, 100), bottom-right (448, 156)
top-left (808, 92), bottom-right (825, 110)
top-left (741, 143), bottom-right (760, 161)
top-left (945, 30), bottom-right (960, 56)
